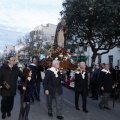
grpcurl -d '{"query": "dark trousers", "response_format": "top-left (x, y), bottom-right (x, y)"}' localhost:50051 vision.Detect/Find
top-left (1, 96), bottom-right (14, 114)
top-left (91, 82), bottom-right (99, 99)
top-left (36, 81), bottom-right (41, 99)
top-left (75, 90), bottom-right (87, 110)
top-left (99, 93), bottom-right (110, 108)
top-left (46, 94), bottom-right (63, 116)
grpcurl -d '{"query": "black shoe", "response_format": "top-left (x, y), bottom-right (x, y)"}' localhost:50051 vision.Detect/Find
top-left (7, 112), bottom-right (11, 117)
top-left (48, 113), bottom-right (53, 117)
top-left (57, 116), bottom-right (64, 119)
top-left (75, 107), bottom-right (80, 110)
top-left (2, 113), bottom-right (6, 119)
top-left (104, 106), bottom-right (111, 110)
top-left (83, 109), bottom-right (88, 113)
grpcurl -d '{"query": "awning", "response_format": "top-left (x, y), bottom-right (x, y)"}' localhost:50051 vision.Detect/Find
top-left (71, 56), bottom-right (88, 62)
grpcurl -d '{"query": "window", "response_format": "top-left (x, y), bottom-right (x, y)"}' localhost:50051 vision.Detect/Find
top-left (98, 55), bottom-right (101, 63)
top-left (109, 55), bottom-right (113, 67)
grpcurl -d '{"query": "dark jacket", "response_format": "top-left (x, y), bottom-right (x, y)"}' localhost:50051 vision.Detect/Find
top-left (99, 70), bottom-right (113, 93)
top-left (75, 71), bottom-right (88, 92)
top-left (91, 69), bottom-right (101, 83)
top-left (29, 64), bottom-right (42, 82)
top-left (43, 69), bottom-right (63, 96)
top-left (23, 78), bottom-right (33, 102)
top-left (0, 64), bottom-right (23, 96)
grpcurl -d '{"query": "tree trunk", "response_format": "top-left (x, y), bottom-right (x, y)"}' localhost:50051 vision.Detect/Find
top-left (91, 53), bottom-right (97, 67)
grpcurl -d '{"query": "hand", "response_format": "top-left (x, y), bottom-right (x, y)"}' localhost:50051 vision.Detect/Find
top-left (0, 86), bottom-right (2, 89)
top-left (23, 87), bottom-right (26, 90)
top-left (45, 90), bottom-right (49, 95)
top-left (3, 81), bottom-right (10, 89)
top-left (101, 87), bottom-right (104, 91)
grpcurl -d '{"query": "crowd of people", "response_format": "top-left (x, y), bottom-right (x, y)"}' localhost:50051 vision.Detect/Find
top-left (0, 55), bottom-right (120, 120)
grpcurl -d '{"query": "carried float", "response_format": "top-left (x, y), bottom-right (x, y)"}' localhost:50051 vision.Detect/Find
top-left (39, 47), bottom-right (77, 70)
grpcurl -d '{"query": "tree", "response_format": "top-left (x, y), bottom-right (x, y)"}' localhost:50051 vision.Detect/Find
top-left (61, 0), bottom-right (120, 65)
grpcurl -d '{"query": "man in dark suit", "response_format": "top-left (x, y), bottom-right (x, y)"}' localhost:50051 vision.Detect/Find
top-left (29, 56), bottom-right (43, 102)
top-left (99, 64), bottom-right (113, 110)
top-left (43, 60), bottom-right (64, 119)
top-left (90, 63), bottom-right (101, 100)
top-left (0, 56), bottom-right (23, 119)
top-left (75, 62), bottom-right (88, 113)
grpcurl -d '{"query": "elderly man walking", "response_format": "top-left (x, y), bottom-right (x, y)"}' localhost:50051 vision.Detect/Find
top-left (74, 62), bottom-right (88, 113)
top-left (99, 64), bottom-right (113, 110)
top-left (43, 60), bottom-right (64, 120)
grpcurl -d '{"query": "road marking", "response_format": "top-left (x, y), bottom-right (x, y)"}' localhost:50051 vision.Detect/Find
top-left (63, 98), bottom-right (75, 106)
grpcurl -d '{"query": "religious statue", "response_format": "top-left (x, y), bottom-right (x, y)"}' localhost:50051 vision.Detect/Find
top-left (54, 16), bottom-right (67, 49)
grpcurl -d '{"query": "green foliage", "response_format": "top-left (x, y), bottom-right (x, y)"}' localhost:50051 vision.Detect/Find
top-left (61, 0), bottom-right (120, 58)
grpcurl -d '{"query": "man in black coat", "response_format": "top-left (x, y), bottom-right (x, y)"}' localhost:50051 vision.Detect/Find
top-left (99, 64), bottom-right (113, 110)
top-left (90, 63), bottom-right (101, 100)
top-left (75, 62), bottom-right (88, 113)
top-left (0, 56), bottom-right (23, 119)
top-left (43, 60), bottom-right (64, 120)
top-left (29, 56), bottom-right (43, 102)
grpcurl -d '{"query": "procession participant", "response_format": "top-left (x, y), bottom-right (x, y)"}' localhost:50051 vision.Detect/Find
top-left (99, 64), bottom-right (113, 110)
top-left (74, 62), bottom-right (88, 113)
top-left (43, 60), bottom-right (64, 119)
top-left (29, 56), bottom-right (42, 102)
top-left (0, 56), bottom-right (23, 119)
top-left (21, 68), bottom-right (33, 120)
top-left (90, 63), bottom-right (101, 100)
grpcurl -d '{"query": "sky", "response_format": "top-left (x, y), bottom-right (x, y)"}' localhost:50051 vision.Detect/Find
top-left (0, 0), bottom-right (64, 53)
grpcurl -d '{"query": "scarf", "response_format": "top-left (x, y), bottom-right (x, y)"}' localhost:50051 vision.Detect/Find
top-left (76, 71), bottom-right (86, 79)
top-left (49, 67), bottom-right (59, 77)
top-left (102, 69), bottom-right (111, 74)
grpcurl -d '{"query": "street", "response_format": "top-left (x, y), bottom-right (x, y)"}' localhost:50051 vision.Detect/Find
top-left (0, 86), bottom-right (120, 120)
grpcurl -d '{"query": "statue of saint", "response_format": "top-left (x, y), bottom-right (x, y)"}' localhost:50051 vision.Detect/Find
top-left (54, 16), bottom-right (67, 49)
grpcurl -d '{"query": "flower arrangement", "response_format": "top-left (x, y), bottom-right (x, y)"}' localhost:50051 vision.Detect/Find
top-left (52, 47), bottom-right (72, 63)
top-left (39, 47), bottom-right (77, 70)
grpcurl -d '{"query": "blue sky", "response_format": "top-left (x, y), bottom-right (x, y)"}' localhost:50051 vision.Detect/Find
top-left (0, 0), bottom-right (63, 53)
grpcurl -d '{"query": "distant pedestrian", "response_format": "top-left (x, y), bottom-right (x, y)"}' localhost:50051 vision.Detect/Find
top-left (90, 63), bottom-right (101, 100)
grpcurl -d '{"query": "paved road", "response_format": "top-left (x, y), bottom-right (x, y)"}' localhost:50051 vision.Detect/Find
top-left (0, 86), bottom-right (120, 120)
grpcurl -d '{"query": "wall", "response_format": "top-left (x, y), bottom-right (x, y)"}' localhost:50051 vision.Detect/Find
top-left (85, 46), bottom-right (120, 68)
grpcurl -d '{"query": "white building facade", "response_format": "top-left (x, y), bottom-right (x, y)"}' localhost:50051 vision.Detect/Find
top-left (85, 46), bottom-right (120, 68)
top-left (34, 23), bottom-right (57, 43)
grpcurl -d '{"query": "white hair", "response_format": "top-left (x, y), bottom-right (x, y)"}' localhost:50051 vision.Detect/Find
top-left (52, 60), bottom-right (60, 65)
top-left (78, 61), bottom-right (85, 67)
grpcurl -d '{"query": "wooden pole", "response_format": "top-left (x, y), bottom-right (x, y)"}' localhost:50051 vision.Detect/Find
top-left (18, 77), bottom-right (28, 120)
top-left (113, 72), bottom-right (118, 108)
